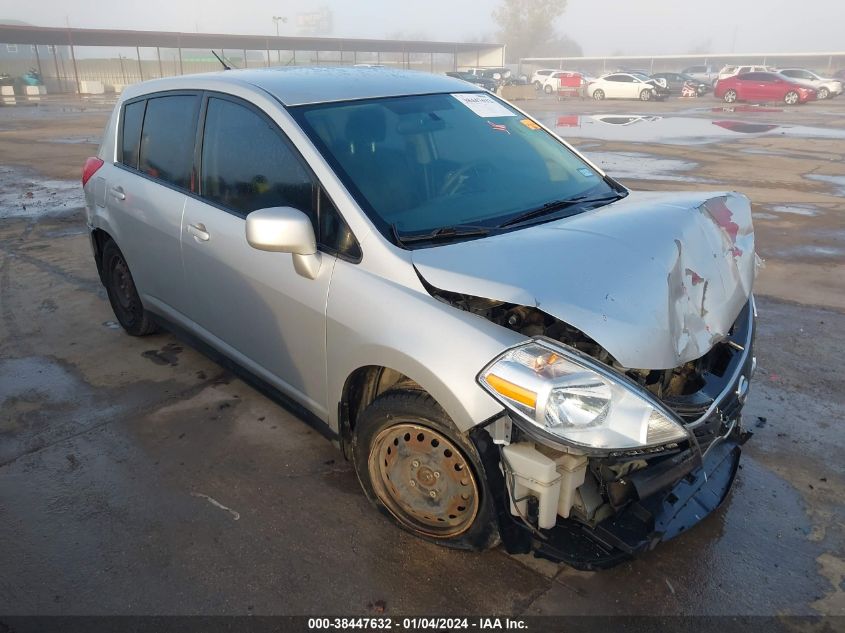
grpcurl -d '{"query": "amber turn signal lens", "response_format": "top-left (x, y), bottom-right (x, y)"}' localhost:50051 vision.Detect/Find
top-left (486, 373), bottom-right (537, 408)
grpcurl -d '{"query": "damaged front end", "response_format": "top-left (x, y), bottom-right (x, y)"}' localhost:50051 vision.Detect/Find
top-left (471, 298), bottom-right (754, 569)
top-left (413, 192), bottom-right (759, 567)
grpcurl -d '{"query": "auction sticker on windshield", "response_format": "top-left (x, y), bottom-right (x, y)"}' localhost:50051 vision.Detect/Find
top-left (451, 93), bottom-right (515, 118)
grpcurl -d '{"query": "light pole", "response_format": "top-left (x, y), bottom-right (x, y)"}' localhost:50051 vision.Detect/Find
top-left (272, 16), bottom-right (287, 64)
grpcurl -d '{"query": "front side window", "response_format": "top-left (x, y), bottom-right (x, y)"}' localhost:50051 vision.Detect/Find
top-left (201, 97), bottom-right (359, 259)
top-left (138, 95), bottom-right (199, 190)
top-left (200, 97), bottom-right (314, 220)
top-left (291, 92), bottom-right (618, 240)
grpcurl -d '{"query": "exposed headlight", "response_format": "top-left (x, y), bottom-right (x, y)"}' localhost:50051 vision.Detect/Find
top-left (478, 340), bottom-right (689, 451)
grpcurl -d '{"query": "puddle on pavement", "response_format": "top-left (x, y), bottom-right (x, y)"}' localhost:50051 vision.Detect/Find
top-left (768, 205), bottom-right (820, 217)
top-left (0, 165), bottom-right (84, 219)
top-left (583, 150), bottom-right (715, 183)
top-left (542, 113), bottom-right (845, 145)
top-left (0, 356), bottom-right (82, 406)
top-left (805, 174), bottom-right (845, 196)
top-left (770, 245), bottom-right (845, 259)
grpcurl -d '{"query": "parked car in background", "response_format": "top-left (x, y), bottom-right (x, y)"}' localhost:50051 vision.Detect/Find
top-left (84, 67), bottom-right (758, 567)
top-left (540, 70), bottom-right (584, 94)
top-left (682, 64), bottom-right (720, 85)
top-left (650, 72), bottom-right (710, 96)
top-left (588, 73), bottom-right (668, 101)
top-left (717, 65), bottom-right (771, 83)
top-left (446, 71), bottom-right (498, 92)
top-left (465, 67), bottom-right (515, 87)
top-left (777, 68), bottom-right (843, 99)
top-left (715, 71), bottom-right (816, 105)
top-left (531, 68), bottom-right (559, 89)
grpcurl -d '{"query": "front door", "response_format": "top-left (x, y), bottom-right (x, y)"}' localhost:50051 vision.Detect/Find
top-left (180, 94), bottom-right (336, 418)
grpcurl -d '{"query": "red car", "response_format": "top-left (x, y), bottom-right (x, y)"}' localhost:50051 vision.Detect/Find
top-left (715, 71), bottom-right (817, 105)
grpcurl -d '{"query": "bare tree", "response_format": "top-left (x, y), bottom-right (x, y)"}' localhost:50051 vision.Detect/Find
top-left (492, 0), bottom-right (571, 61)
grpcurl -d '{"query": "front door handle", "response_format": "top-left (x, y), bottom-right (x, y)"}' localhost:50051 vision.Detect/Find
top-left (187, 223), bottom-right (210, 242)
top-left (109, 186), bottom-right (125, 200)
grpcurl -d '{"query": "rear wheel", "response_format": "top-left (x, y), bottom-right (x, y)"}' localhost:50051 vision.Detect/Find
top-left (592, 89), bottom-right (605, 100)
top-left (102, 239), bottom-right (159, 336)
top-left (724, 89), bottom-right (737, 103)
top-left (352, 390), bottom-right (497, 550)
top-left (817, 87), bottom-right (829, 99)
top-left (784, 90), bottom-right (799, 105)
top-left (543, 84), bottom-right (553, 94)
top-left (533, 80), bottom-right (542, 91)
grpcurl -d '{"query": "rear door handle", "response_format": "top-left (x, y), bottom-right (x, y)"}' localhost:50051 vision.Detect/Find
top-left (109, 186), bottom-right (125, 200)
top-left (187, 223), bottom-right (210, 242)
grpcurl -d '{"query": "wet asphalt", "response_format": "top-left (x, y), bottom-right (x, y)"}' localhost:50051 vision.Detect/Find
top-left (0, 95), bottom-right (843, 617)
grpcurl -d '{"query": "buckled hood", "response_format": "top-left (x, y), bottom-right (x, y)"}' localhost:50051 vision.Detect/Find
top-left (412, 191), bottom-right (757, 370)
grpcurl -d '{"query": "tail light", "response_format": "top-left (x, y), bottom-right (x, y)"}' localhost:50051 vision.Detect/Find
top-left (82, 156), bottom-right (104, 186)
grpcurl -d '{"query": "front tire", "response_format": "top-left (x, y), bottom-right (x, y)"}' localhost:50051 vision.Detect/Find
top-left (543, 84), bottom-right (552, 94)
top-left (102, 239), bottom-right (159, 336)
top-left (784, 90), bottom-right (799, 105)
top-left (592, 89), bottom-right (605, 100)
top-left (640, 89), bottom-right (653, 101)
top-left (352, 390), bottom-right (498, 550)
top-left (724, 89), bottom-right (737, 103)
top-left (817, 87), bottom-right (829, 99)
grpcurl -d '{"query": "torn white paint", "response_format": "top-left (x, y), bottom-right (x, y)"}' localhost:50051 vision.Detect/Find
top-left (191, 492), bottom-right (240, 521)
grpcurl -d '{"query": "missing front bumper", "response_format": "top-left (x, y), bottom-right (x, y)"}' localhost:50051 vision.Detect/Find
top-left (532, 431), bottom-right (748, 569)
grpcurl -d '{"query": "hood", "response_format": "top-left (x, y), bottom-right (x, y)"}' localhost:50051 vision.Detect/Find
top-left (412, 191), bottom-right (757, 370)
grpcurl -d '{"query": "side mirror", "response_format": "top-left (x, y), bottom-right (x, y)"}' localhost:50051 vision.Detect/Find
top-left (245, 206), bottom-right (322, 279)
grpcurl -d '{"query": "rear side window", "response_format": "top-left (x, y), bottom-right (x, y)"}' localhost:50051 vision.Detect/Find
top-left (120, 100), bottom-right (145, 169)
top-left (200, 97), bottom-right (315, 220)
top-left (139, 95), bottom-right (199, 190)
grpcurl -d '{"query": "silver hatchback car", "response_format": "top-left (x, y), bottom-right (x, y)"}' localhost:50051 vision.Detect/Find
top-left (83, 67), bottom-right (758, 568)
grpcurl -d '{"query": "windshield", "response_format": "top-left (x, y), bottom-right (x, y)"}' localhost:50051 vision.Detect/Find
top-left (290, 92), bottom-right (616, 241)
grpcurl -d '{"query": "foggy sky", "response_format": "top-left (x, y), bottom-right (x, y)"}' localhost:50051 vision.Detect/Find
top-left (3, 0), bottom-right (844, 56)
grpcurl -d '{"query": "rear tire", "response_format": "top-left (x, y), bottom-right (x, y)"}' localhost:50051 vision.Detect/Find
top-left (543, 84), bottom-right (552, 94)
top-left (533, 80), bottom-right (542, 91)
top-left (102, 239), bottom-right (159, 336)
top-left (592, 89), bottom-right (605, 100)
top-left (724, 89), bottom-right (737, 103)
top-left (352, 390), bottom-right (498, 551)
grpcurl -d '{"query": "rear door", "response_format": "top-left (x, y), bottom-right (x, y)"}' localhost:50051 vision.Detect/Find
top-left (180, 94), bottom-right (358, 417)
top-left (107, 92), bottom-right (200, 316)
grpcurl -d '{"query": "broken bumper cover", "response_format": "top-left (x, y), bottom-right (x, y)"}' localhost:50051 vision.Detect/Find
top-left (534, 430), bottom-right (749, 569)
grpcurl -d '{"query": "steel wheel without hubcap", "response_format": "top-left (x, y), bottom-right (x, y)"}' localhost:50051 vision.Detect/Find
top-left (784, 91), bottom-right (799, 105)
top-left (367, 423), bottom-right (480, 538)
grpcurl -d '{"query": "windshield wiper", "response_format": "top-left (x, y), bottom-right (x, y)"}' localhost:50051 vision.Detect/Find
top-left (498, 193), bottom-right (624, 228)
top-left (392, 223), bottom-right (491, 245)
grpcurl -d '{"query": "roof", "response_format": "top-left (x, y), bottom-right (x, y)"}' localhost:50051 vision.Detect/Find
top-left (131, 67), bottom-right (485, 106)
top-left (0, 23), bottom-right (502, 55)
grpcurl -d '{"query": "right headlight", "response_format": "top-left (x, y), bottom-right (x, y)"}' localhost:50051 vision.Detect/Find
top-left (478, 339), bottom-right (689, 451)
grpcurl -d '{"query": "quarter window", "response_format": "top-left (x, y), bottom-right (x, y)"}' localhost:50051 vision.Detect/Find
top-left (138, 95), bottom-right (199, 190)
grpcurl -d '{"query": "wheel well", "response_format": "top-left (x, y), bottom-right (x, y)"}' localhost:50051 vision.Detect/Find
top-left (91, 228), bottom-right (113, 282)
top-left (339, 365), bottom-right (423, 460)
